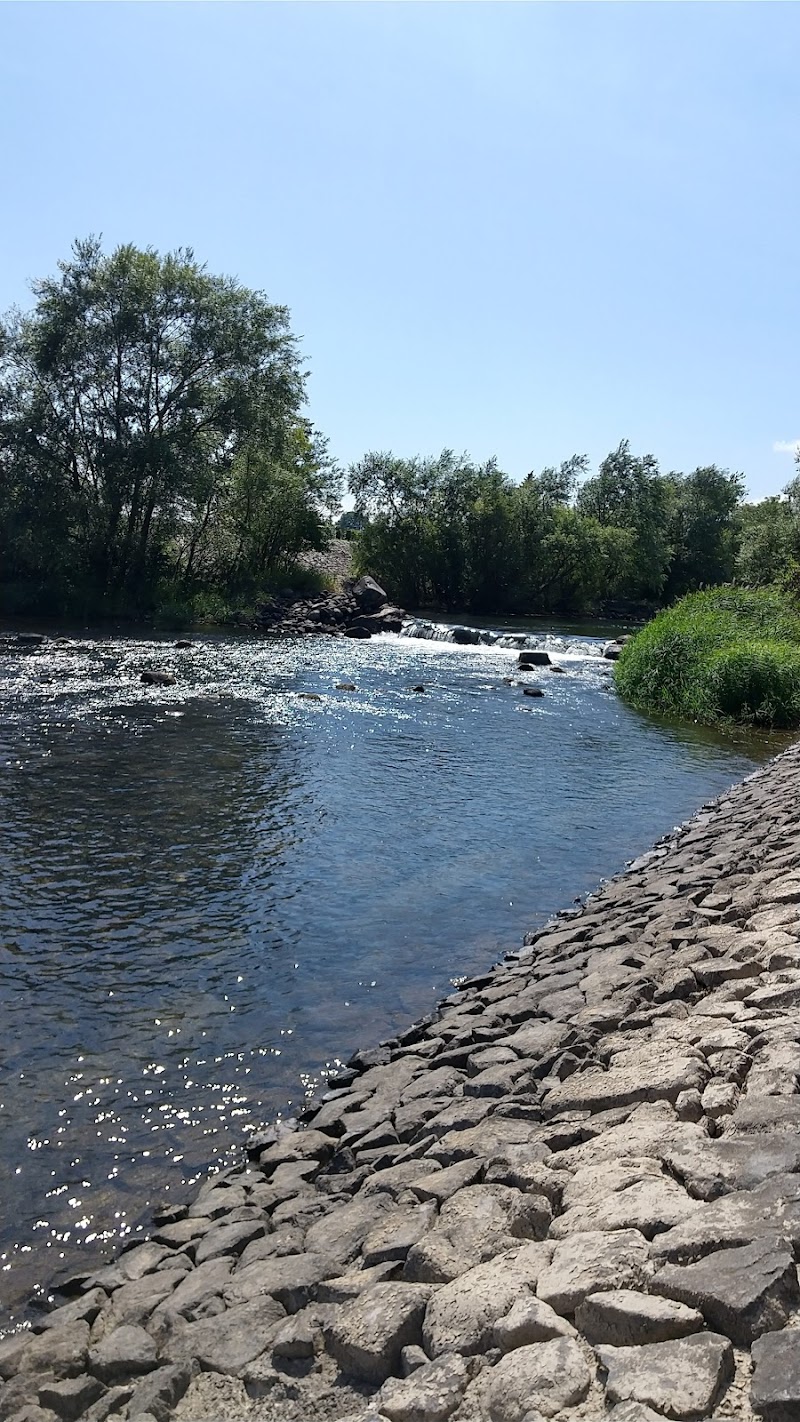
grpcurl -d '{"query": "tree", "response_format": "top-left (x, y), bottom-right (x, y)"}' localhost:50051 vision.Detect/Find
top-left (576, 440), bottom-right (671, 600)
top-left (664, 466), bottom-right (745, 598)
top-left (0, 238), bottom-right (334, 608)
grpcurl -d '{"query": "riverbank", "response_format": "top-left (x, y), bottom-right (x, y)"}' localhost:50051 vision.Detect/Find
top-left (3, 744), bottom-right (800, 1419)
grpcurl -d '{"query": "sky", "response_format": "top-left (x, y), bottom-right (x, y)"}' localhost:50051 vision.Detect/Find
top-left (1, 2), bottom-right (798, 502)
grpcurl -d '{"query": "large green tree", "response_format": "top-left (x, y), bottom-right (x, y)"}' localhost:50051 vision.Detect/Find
top-left (0, 238), bottom-right (337, 609)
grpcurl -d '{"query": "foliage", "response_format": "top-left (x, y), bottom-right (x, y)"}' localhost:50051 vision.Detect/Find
top-left (0, 238), bottom-right (341, 615)
top-left (615, 587), bottom-right (800, 728)
top-left (349, 443), bottom-right (753, 616)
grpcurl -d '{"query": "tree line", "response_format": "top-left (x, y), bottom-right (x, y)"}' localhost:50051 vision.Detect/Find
top-left (2, 238), bottom-right (798, 623)
top-left (347, 446), bottom-right (800, 615)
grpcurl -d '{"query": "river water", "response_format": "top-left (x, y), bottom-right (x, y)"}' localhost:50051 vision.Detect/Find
top-left (0, 621), bottom-right (779, 1321)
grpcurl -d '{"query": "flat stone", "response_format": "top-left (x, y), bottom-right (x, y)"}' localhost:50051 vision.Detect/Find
top-left (37, 1375), bottom-right (105, 1422)
top-left (551, 1174), bottom-right (700, 1240)
top-left (536, 1230), bottom-right (649, 1314)
top-left (304, 1196), bottom-right (391, 1267)
top-left (408, 1159), bottom-right (482, 1203)
top-left (598, 1332), bottom-right (734, 1419)
top-left (405, 1185), bottom-right (549, 1283)
top-left (37, 1290), bottom-right (108, 1335)
top-left (316, 1262), bottom-right (401, 1304)
top-left (751, 1327), bottom-right (800, 1420)
top-left (149, 1256), bottom-right (233, 1321)
top-left (271, 1312), bottom-right (319, 1360)
top-left (88, 1325), bottom-right (158, 1383)
top-left (18, 1323), bottom-right (90, 1381)
top-left (125, 1361), bottom-right (198, 1422)
top-left (651, 1236), bottom-right (800, 1345)
top-left (650, 1174), bottom-right (800, 1262)
top-left (423, 1243), bottom-right (551, 1357)
top-left (193, 1218), bottom-right (266, 1265)
top-left (575, 1290), bottom-right (702, 1346)
top-left (92, 1272), bottom-right (188, 1336)
top-left (730, 1097), bottom-right (800, 1134)
top-left (486, 1338), bottom-right (592, 1420)
top-left (324, 1282), bottom-right (432, 1383)
top-left (378, 1354), bottom-right (469, 1422)
top-left (362, 1203), bottom-right (437, 1267)
top-left (164, 1296), bottom-right (286, 1374)
top-left (493, 1298), bottom-right (576, 1351)
top-left (542, 1049), bottom-right (707, 1116)
top-left (223, 1251), bottom-right (336, 1311)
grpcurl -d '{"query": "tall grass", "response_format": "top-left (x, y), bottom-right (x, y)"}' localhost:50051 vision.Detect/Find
top-left (615, 587), bottom-right (800, 728)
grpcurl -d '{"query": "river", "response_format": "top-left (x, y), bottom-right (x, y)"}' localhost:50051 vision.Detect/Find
top-left (0, 619), bottom-right (780, 1321)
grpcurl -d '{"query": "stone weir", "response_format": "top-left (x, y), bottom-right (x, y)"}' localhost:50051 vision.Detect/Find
top-left (6, 747), bottom-right (800, 1422)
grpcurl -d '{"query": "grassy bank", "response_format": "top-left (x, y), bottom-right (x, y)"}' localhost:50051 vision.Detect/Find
top-left (615, 586), bottom-right (800, 728)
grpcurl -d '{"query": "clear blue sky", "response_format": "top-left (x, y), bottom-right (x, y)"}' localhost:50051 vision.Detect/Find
top-left (1, 2), bottom-right (798, 500)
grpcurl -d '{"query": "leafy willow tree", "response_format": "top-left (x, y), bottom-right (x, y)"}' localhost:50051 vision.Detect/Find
top-left (349, 442), bottom-right (756, 616)
top-left (0, 238), bottom-right (339, 611)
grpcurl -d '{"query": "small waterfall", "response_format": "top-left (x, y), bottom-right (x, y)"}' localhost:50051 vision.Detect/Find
top-left (399, 617), bottom-right (605, 658)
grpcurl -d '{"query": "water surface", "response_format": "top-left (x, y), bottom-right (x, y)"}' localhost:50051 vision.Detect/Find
top-left (0, 623), bottom-right (779, 1319)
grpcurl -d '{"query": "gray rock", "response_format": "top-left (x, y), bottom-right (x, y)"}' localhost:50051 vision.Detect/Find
top-left (317, 1262), bottom-right (401, 1304)
top-left (18, 1324), bottom-right (90, 1381)
top-left (362, 1204), bottom-right (437, 1267)
top-left (304, 1196), bottom-right (392, 1267)
top-left (408, 1160), bottom-right (482, 1204)
top-left (536, 1230), bottom-right (649, 1314)
top-left (37, 1291), bottom-right (108, 1335)
top-left (125, 1362), bottom-right (198, 1422)
top-left (164, 1296), bottom-right (286, 1374)
top-left (751, 1327), bottom-right (800, 1420)
top-left (493, 1298), bottom-right (576, 1351)
top-left (88, 1325), bottom-right (157, 1383)
top-left (423, 1243), bottom-right (551, 1357)
top-left (223, 1251), bottom-right (336, 1311)
top-left (651, 1236), bottom-right (800, 1345)
top-left (404, 1185), bottom-right (548, 1283)
top-left (378, 1354), bottom-right (469, 1422)
top-left (575, 1290), bottom-right (702, 1346)
top-left (650, 1174), bottom-right (800, 1262)
top-left (37, 1375), bottom-right (104, 1421)
top-left (324, 1282), bottom-right (432, 1383)
top-left (598, 1332), bottom-right (734, 1419)
top-left (486, 1338), bottom-right (592, 1420)
top-left (271, 1312), bottom-right (319, 1360)
top-left (192, 1217), bottom-right (266, 1265)
top-left (149, 1256), bottom-right (233, 1321)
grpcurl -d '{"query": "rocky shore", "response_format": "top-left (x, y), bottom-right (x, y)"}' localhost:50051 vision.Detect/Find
top-left (6, 743), bottom-right (800, 1422)
top-left (253, 576), bottom-right (405, 639)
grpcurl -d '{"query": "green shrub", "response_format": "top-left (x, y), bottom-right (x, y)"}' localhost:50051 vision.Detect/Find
top-left (616, 586), bottom-right (800, 728)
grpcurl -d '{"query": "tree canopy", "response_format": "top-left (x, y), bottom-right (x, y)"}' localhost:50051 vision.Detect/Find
top-left (0, 238), bottom-right (340, 614)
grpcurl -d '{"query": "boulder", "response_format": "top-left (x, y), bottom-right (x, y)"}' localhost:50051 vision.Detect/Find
top-left (324, 1282), bottom-right (432, 1383)
top-left (575, 1290), bottom-right (702, 1346)
top-left (537, 1230), bottom-right (649, 1314)
top-left (378, 1354), bottom-right (470, 1422)
top-left (598, 1332), bottom-right (734, 1419)
top-left (88, 1325), bottom-right (158, 1383)
top-left (139, 670), bottom-right (175, 686)
top-left (422, 1243), bottom-right (551, 1357)
top-left (651, 1236), bottom-right (800, 1345)
top-left (751, 1327), bottom-right (800, 1420)
top-left (486, 1338), bottom-right (592, 1420)
top-left (352, 576), bottom-right (388, 611)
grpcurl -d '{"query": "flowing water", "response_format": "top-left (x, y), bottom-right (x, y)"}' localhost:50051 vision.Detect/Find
top-left (0, 619), bottom-right (781, 1321)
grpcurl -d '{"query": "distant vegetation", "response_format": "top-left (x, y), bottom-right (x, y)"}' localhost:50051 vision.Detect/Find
top-left (615, 587), bottom-right (800, 728)
top-left (3, 239), bottom-right (800, 633)
top-left (347, 446), bottom-right (800, 617)
top-left (0, 239), bottom-right (340, 620)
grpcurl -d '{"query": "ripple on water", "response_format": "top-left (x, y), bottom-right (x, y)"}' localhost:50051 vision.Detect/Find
top-left (0, 623), bottom-right (782, 1320)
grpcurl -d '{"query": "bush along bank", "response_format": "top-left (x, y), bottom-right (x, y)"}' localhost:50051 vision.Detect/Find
top-left (7, 744), bottom-right (800, 1420)
top-left (615, 586), bottom-right (800, 728)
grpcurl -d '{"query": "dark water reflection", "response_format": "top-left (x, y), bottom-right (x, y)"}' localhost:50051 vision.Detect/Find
top-left (0, 626), bottom-right (782, 1319)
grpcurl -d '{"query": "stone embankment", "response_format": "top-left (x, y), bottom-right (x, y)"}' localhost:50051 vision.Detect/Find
top-left (7, 747), bottom-right (800, 1422)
